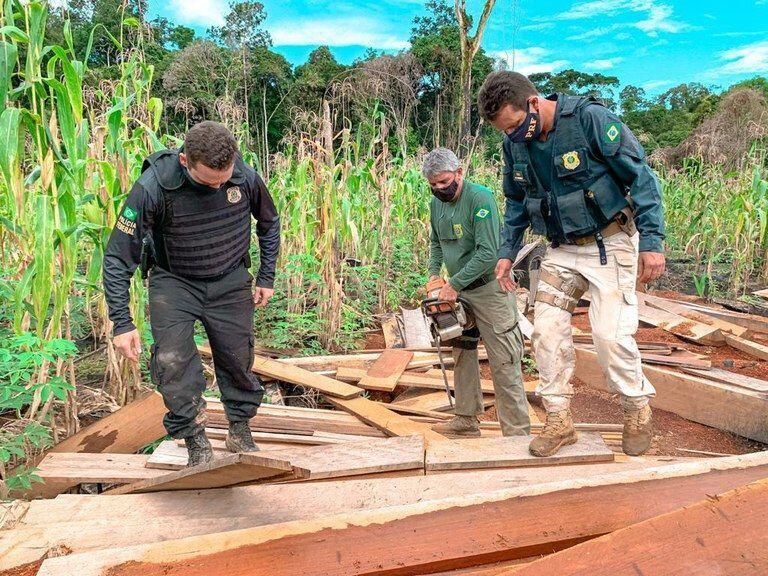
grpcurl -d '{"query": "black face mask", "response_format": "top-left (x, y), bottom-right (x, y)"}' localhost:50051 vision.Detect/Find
top-left (430, 179), bottom-right (459, 203)
top-left (506, 104), bottom-right (542, 144)
top-left (183, 166), bottom-right (221, 194)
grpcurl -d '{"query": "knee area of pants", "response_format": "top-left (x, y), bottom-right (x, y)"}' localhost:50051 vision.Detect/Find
top-left (155, 349), bottom-right (190, 374)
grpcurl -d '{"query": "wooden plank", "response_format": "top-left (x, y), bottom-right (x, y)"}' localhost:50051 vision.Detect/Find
top-left (643, 292), bottom-right (750, 337)
top-left (380, 313), bottom-right (405, 348)
top-left (392, 390), bottom-right (495, 413)
top-left (48, 391), bottom-right (166, 455)
top-left (336, 365), bottom-right (497, 394)
top-left (574, 346), bottom-right (768, 443)
top-left (510, 477), bottom-right (768, 576)
top-left (146, 436), bottom-right (426, 480)
top-left (0, 459), bottom-right (692, 571)
top-left (753, 288), bottom-right (768, 299)
top-left (725, 333), bottom-right (768, 361)
top-left (401, 306), bottom-right (433, 348)
top-left (677, 301), bottom-right (768, 334)
top-left (205, 400), bottom-right (386, 438)
top-left (681, 367), bottom-right (768, 393)
top-left (639, 350), bottom-right (711, 369)
top-left (327, 395), bottom-right (446, 442)
top-left (248, 355), bottom-right (363, 398)
top-left (425, 433), bottom-right (613, 471)
top-left (24, 453), bottom-right (166, 499)
top-left (637, 295), bottom-right (724, 345)
top-left (357, 349), bottom-right (414, 392)
top-left (105, 453), bottom-right (302, 495)
top-left (36, 453), bottom-right (768, 576)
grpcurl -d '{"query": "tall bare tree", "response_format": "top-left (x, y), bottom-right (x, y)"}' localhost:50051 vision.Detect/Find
top-left (455, 0), bottom-right (496, 150)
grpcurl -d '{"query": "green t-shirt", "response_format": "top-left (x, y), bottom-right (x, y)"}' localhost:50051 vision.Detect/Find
top-left (428, 180), bottom-right (501, 291)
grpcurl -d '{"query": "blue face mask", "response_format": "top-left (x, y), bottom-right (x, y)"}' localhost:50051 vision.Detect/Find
top-left (506, 105), bottom-right (542, 144)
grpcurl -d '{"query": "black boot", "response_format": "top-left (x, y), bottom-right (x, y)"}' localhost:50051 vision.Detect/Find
top-left (184, 430), bottom-right (214, 467)
top-left (225, 421), bottom-right (259, 453)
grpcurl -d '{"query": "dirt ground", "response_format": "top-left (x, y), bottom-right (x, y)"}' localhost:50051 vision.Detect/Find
top-left (372, 289), bottom-right (768, 457)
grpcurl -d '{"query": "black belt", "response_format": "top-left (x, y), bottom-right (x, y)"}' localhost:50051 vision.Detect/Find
top-left (464, 276), bottom-right (491, 291)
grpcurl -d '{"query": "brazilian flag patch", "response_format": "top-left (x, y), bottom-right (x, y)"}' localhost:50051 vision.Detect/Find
top-left (122, 206), bottom-right (138, 222)
top-left (475, 206), bottom-right (491, 220)
top-left (604, 122), bottom-right (622, 143)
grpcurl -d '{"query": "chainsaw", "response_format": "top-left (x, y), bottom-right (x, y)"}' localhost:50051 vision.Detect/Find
top-left (421, 278), bottom-right (476, 407)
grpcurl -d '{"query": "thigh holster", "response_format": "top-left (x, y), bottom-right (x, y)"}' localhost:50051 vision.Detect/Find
top-left (534, 269), bottom-right (588, 313)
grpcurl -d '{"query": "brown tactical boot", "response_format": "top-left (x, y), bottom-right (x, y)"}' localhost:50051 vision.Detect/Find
top-left (529, 409), bottom-right (577, 457)
top-left (431, 415), bottom-right (482, 437)
top-left (184, 430), bottom-right (214, 467)
top-left (623, 404), bottom-right (653, 456)
top-left (225, 420), bottom-right (260, 453)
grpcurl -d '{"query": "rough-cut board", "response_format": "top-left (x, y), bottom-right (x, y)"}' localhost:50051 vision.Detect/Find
top-left (380, 313), bottom-right (405, 348)
top-left (425, 433), bottom-right (613, 471)
top-left (326, 395), bottom-right (446, 442)
top-left (105, 452), bottom-right (302, 495)
top-left (36, 453), bottom-right (768, 576)
top-left (24, 453), bottom-right (165, 499)
top-left (392, 390), bottom-right (495, 413)
top-left (574, 346), bottom-right (768, 443)
top-left (510, 477), bottom-right (768, 576)
top-left (335, 365), bottom-right (497, 394)
top-left (205, 400), bottom-right (385, 438)
top-left (678, 301), bottom-right (768, 334)
top-left (637, 296), bottom-right (724, 345)
top-left (725, 333), bottom-right (768, 361)
top-left (47, 391), bottom-right (166, 456)
top-left (2, 459), bottom-right (688, 572)
top-left (145, 436), bottom-right (426, 480)
top-left (248, 355), bottom-right (363, 398)
top-left (681, 367), bottom-right (768, 393)
top-left (356, 349), bottom-right (414, 392)
top-left (753, 288), bottom-right (768, 299)
top-left (642, 292), bottom-right (750, 337)
top-left (401, 306), bottom-right (433, 348)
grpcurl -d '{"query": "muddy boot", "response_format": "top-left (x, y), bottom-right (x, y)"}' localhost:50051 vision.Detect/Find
top-left (225, 420), bottom-right (260, 453)
top-left (623, 404), bottom-right (653, 456)
top-left (431, 415), bottom-right (482, 437)
top-left (529, 409), bottom-right (577, 457)
top-left (184, 430), bottom-right (214, 467)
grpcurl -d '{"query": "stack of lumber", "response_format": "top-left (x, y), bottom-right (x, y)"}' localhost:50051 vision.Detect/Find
top-left (570, 291), bottom-right (768, 443)
top-left (4, 286), bottom-right (768, 575)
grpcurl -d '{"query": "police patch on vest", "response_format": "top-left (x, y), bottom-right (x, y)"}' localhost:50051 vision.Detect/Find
top-left (227, 186), bottom-right (242, 204)
top-left (562, 151), bottom-right (581, 170)
top-left (453, 224), bottom-right (463, 238)
top-left (475, 207), bottom-right (491, 220)
top-left (116, 215), bottom-right (136, 236)
top-left (604, 122), bottom-right (621, 143)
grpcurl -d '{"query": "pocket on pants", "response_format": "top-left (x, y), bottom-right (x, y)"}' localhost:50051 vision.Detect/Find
top-left (616, 291), bottom-right (639, 337)
top-left (614, 251), bottom-right (637, 292)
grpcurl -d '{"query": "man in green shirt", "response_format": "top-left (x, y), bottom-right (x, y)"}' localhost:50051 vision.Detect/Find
top-left (425, 148), bottom-right (530, 437)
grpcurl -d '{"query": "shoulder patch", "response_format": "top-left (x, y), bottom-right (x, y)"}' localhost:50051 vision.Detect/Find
top-left (122, 206), bottom-right (138, 222)
top-left (475, 206), bottom-right (491, 220)
top-left (604, 122), bottom-right (622, 143)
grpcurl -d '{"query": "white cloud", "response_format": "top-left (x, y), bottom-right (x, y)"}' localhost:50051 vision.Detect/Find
top-left (269, 18), bottom-right (409, 49)
top-left (167, 0), bottom-right (228, 27)
top-left (491, 47), bottom-right (569, 75)
top-left (718, 40), bottom-right (768, 74)
top-left (642, 79), bottom-right (673, 91)
top-left (583, 57), bottom-right (623, 70)
top-left (550, 0), bottom-right (689, 37)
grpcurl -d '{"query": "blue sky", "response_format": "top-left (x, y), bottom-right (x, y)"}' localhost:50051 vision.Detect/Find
top-left (148, 0), bottom-right (768, 94)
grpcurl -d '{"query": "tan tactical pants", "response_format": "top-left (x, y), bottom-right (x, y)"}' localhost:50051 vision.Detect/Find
top-left (532, 231), bottom-right (656, 412)
top-left (453, 281), bottom-right (531, 436)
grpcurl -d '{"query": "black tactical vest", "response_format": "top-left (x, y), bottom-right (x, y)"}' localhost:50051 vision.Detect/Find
top-left (141, 149), bottom-right (252, 279)
top-left (506, 94), bottom-right (629, 243)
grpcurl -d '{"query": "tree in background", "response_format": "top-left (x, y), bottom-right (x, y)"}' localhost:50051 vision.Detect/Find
top-left (529, 69), bottom-right (620, 110)
top-left (455, 0), bottom-right (496, 152)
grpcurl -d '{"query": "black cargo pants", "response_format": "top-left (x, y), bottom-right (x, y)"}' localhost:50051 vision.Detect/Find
top-left (148, 264), bottom-right (264, 438)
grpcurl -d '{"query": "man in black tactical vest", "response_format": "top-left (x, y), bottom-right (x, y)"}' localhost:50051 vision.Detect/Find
top-left (478, 71), bottom-right (666, 458)
top-left (103, 121), bottom-right (280, 466)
